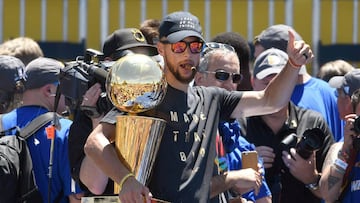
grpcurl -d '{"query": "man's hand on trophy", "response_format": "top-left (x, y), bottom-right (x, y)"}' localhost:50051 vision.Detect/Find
top-left (286, 30), bottom-right (313, 68)
top-left (118, 176), bottom-right (151, 203)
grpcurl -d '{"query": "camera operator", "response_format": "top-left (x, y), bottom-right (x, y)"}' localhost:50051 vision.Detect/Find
top-left (67, 28), bottom-right (158, 196)
top-left (320, 70), bottom-right (360, 202)
top-left (245, 48), bottom-right (335, 203)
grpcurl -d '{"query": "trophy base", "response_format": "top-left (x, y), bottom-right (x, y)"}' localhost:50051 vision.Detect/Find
top-left (114, 115), bottom-right (166, 192)
top-left (81, 196), bottom-right (170, 203)
top-left (81, 196), bottom-right (119, 203)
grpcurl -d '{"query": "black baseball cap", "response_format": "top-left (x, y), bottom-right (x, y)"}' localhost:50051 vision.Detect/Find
top-left (159, 11), bottom-right (204, 43)
top-left (329, 69), bottom-right (360, 96)
top-left (254, 24), bottom-right (303, 52)
top-left (0, 55), bottom-right (26, 92)
top-left (102, 28), bottom-right (158, 57)
top-left (25, 57), bottom-right (63, 90)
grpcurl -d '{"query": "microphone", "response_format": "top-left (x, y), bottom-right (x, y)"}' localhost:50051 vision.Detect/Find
top-left (191, 66), bottom-right (197, 71)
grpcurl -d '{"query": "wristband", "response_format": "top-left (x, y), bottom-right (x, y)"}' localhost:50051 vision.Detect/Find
top-left (118, 173), bottom-right (135, 193)
top-left (334, 158), bottom-right (348, 171)
top-left (288, 58), bottom-right (302, 68)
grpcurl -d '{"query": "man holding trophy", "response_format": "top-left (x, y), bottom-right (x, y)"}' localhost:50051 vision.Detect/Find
top-left (84, 11), bottom-right (313, 203)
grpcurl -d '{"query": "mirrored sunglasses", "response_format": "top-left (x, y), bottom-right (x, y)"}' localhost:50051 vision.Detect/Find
top-left (202, 70), bottom-right (242, 84)
top-left (161, 40), bottom-right (203, 54)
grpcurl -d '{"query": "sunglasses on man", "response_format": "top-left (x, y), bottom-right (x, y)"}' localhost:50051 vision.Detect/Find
top-left (160, 40), bottom-right (204, 54)
top-left (202, 70), bottom-right (242, 84)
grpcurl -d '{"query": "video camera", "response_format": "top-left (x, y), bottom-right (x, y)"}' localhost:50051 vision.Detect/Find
top-left (58, 48), bottom-right (114, 117)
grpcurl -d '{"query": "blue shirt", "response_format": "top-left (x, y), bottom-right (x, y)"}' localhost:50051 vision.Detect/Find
top-left (291, 77), bottom-right (344, 141)
top-left (342, 152), bottom-right (360, 202)
top-left (1, 105), bottom-right (82, 203)
top-left (218, 120), bottom-right (271, 201)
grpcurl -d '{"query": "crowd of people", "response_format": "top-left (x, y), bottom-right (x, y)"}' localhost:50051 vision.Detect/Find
top-left (0, 10), bottom-right (359, 203)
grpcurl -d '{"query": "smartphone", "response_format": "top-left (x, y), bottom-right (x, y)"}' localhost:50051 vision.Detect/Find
top-left (241, 151), bottom-right (258, 170)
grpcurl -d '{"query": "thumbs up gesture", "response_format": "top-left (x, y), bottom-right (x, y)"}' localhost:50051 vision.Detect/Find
top-left (286, 30), bottom-right (313, 68)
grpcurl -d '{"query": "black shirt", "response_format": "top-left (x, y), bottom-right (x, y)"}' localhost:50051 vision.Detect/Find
top-left (102, 85), bottom-right (243, 203)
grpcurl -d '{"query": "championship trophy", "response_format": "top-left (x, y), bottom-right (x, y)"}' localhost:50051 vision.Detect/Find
top-left (81, 54), bottom-right (167, 203)
top-left (109, 54), bottom-right (167, 202)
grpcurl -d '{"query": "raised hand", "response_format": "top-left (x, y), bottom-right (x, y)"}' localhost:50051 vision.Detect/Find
top-left (286, 30), bottom-right (313, 68)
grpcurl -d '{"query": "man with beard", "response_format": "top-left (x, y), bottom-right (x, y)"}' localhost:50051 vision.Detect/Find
top-left (84, 11), bottom-right (313, 203)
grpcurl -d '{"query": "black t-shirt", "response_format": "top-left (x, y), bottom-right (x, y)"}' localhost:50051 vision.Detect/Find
top-left (102, 85), bottom-right (242, 203)
top-left (245, 102), bottom-right (335, 203)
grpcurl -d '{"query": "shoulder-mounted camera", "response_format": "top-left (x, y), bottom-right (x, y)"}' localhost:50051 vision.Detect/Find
top-left (59, 49), bottom-right (113, 117)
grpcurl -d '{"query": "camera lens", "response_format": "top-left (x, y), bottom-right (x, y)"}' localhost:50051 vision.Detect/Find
top-left (296, 128), bottom-right (325, 159)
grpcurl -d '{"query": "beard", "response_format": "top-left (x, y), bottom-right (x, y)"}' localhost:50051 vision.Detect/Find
top-left (164, 56), bottom-right (197, 84)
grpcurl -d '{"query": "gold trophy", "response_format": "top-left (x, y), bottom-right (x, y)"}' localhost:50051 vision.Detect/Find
top-left (106, 54), bottom-right (168, 202)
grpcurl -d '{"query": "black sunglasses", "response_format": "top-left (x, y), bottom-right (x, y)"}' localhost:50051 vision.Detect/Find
top-left (160, 40), bottom-right (204, 54)
top-left (202, 70), bottom-right (242, 83)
